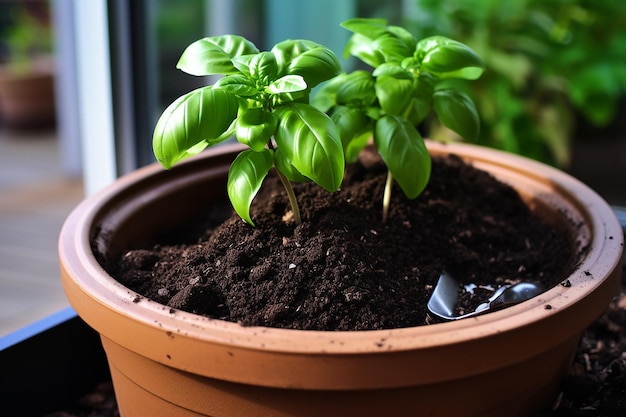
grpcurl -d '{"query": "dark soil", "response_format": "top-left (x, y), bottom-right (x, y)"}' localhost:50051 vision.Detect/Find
top-left (104, 150), bottom-right (577, 331)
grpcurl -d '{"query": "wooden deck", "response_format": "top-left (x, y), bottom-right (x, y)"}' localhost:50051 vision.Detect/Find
top-left (0, 129), bottom-right (84, 339)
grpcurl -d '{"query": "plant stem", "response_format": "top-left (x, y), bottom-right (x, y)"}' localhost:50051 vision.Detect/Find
top-left (276, 168), bottom-right (302, 225)
top-left (382, 170), bottom-right (393, 224)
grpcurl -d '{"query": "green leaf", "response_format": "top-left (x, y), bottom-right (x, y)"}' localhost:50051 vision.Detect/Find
top-left (408, 72), bottom-right (436, 125)
top-left (272, 40), bottom-right (320, 72)
top-left (227, 149), bottom-right (274, 226)
top-left (340, 18), bottom-right (389, 39)
top-left (267, 75), bottom-right (307, 94)
top-left (373, 34), bottom-right (413, 63)
top-left (330, 106), bottom-right (372, 162)
top-left (375, 75), bottom-right (414, 117)
top-left (230, 54), bottom-right (253, 75)
top-left (310, 77), bottom-right (340, 112)
top-left (274, 103), bottom-right (344, 192)
top-left (387, 25), bottom-right (417, 51)
top-left (345, 131), bottom-right (371, 165)
top-left (176, 35), bottom-right (259, 76)
top-left (208, 34), bottom-right (260, 58)
top-left (335, 70), bottom-right (376, 107)
top-left (271, 41), bottom-right (341, 88)
top-left (274, 148), bottom-right (310, 183)
top-left (344, 32), bottom-right (386, 67)
top-left (433, 89), bottom-right (480, 140)
top-left (312, 71), bottom-right (376, 111)
top-left (153, 87), bottom-right (239, 168)
top-left (374, 115), bottom-right (431, 199)
top-left (416, 36), bottom-right (484, 79)
top-left (246, 51), bottom-right (278, 82)
top-left (372, 63), bottom-right (411, 79)
top-left (235, 108), bottom-right (278, 151)
top-left (214, 74), bottom-right (258, 97)
top-left (341, 19), bottom-right (415, 66)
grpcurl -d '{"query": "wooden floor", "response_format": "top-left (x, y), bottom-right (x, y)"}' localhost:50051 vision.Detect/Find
top-left (0, 128), bottom-right (84, 338)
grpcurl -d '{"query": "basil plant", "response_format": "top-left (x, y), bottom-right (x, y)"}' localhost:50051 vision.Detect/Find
top-left (315, 18), bottom-right (484, 222)
top-left (153, 35), bottom-right (344, 226)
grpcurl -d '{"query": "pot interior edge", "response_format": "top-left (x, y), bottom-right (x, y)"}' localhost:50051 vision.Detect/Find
top-left (91, 154), bottom-right (233, 262)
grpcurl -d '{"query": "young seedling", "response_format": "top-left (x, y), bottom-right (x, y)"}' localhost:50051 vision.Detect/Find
top-left (153, 35), bottom-right (345, 226)
top-left (315, 18), bottom-right (484, 222)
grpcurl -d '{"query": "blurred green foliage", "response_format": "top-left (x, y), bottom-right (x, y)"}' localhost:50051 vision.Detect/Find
top-left (406, 0), bottom-right (626, 166)
top-left (0, 1), bottom-right (52, 74)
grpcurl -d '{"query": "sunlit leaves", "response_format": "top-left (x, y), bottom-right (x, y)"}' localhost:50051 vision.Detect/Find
top-left (155, 33), bottom-right (346, 225)
top-left (267, 75), bottom-right (307, 94)
top-left (177, 35), bottom-right (259, 76)
top-left (272, 40), bottom-right (342, 88)
top-left (153, 88), bottom-right (238, 168)
top-left (157, 21), bottom-right (485, 226)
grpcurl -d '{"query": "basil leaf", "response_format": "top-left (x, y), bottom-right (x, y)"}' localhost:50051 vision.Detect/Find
top-left (313, 72), bottom-right (375, 110)
top-left (374, 115), bottom-right (431, 199)
top-left (177, 35), bottom-right (259, 76)
top-left (335, 70), bottom-right (376, 107)
top-left (235, 108), bottom-right (278, 151)
top-left (214, 74), bottom-right (258, 97)
top-left (267, 75), bottom-right (307, 94)
top-left (372, 63), bottom-right (411, 79)
top-left (417, 36), bottom-right (484, 79)
top-left (208, 34), bottom-right (260, 57)
top-left (274, 148), bottom-right (310, 183)
top-left (272, 40), bottom-right (320, 73)
top-left (153, 87), bottom-right (239, 168)
top-left (247, 51), bottom-right (278, 82)
top-left (387, 25), bottom-right (417, 51)
top-left (408, 72), bottom-right (436, 125)
top-left (330, 106), bottom-right (372, 162)
top-left (274, 103), bottom-right (344, 192)
top-left (433, 89), bottom-right (480, 140)
top-left (374, 34), bottom-right (413, 63)
top-left (286, 46), bottom-right (342, 88)
top-left (344, 33), bottom-right (386, 68)
top-left (375, 75), bottom-right (414, 117)
top-left (227, 148), bottom-right (274, 226)
top-left (340, 18), bottom-right (389, 39)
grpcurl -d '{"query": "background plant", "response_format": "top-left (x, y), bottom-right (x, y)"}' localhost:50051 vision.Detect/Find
top-left (405, 0), bottom-right (626, 167)
top-left (315, 18), bottom-right (484, 222)
top-left (0, 1), bottom-right (52, 74)
top-left (153, 35), bottom-right (344, 225)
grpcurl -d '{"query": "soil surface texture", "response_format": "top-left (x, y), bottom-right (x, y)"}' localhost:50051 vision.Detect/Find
top-left (104, 150), bottom-right (577, 331)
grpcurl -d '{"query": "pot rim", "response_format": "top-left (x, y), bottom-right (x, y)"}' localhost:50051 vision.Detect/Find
top-left (60, 141), bottom-right (624, 390)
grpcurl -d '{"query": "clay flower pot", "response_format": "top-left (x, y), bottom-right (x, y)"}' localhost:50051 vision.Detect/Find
top-left (59, 141), bottom-right (623, 417)
top-left (0, 57), bottom-right (56, 129)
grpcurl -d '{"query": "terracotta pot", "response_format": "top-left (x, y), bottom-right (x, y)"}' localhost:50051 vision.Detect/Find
top-left (0, 58), bottom-right (56, 129)
top-left (59, 141), bottom-right (623, 417)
